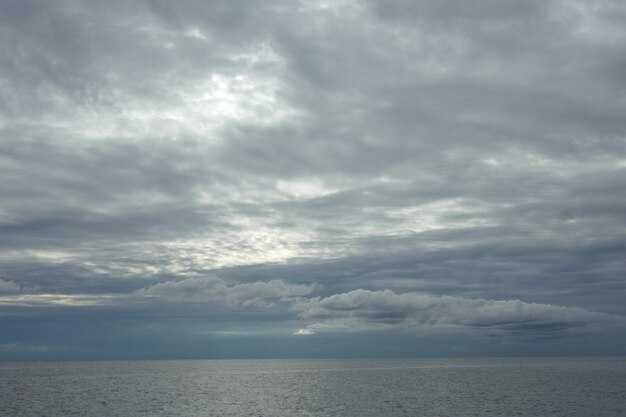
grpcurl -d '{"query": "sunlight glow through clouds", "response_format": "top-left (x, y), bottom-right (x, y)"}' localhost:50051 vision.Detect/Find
top-left (8, 42), bottom-right (294, 142)
top-left (276, 179), bottom-right (339, 200)
top-left (157, 223), bottom-right (324, 271)
top-left (0, 250), bottom-right (75, 264)
top-left (386, 198), bottom-right (493, 235)
top-left (79, 72), bottom-right (293, 141)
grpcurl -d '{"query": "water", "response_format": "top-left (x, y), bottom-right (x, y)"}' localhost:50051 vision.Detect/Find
top-left (1, 357), bottom-right (625, 416)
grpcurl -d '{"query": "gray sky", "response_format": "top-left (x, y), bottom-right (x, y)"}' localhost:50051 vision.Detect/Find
top-left (1, 0), bottom-right (625, 360)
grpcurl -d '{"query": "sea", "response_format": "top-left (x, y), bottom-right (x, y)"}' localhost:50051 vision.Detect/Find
top-left (1, 357), bottom-right (625, 416)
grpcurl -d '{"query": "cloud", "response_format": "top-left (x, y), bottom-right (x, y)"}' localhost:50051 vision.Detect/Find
top-left (0, 279), bottom-right (20, 292)
top-left (293, 289), bottom-right (617, 337)
top-left (0, 293), bottom-right (117, 308)
top-left (0, 0), bottom-right (625, 357)
top-left (136, 276), bottom-right (315, 307)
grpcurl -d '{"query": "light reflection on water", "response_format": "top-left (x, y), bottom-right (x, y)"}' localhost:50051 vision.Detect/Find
top-left (1, 357), bottom-right (625, 416)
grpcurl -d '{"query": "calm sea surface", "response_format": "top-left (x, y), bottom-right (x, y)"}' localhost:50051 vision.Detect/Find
top-left (1, 357), bottom-right (625, 416)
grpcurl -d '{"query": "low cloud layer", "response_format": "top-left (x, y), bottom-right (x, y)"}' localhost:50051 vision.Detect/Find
top-left (293, 289), bottom-right (615, 337)
top-left (136, 276), bottom-right (315, 307)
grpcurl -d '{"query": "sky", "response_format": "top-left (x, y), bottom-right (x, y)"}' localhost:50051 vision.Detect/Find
top-left (1, 0), bottom-right (625, 360)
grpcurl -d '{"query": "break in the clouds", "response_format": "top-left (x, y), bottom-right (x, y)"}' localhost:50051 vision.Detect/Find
top-left (1, 0), bottom-right (625, 359)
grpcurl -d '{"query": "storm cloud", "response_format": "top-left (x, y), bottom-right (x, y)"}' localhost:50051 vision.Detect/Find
top-left (1, 0), bottom-right (625, 359)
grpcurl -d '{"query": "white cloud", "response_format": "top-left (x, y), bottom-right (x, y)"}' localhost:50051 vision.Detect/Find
top-left (293, 289), bottom-right (615, 335)
top-left (0, 293), bottom-right (116, 307)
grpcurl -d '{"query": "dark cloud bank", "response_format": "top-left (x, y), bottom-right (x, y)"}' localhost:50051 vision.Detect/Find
top-left (1, 0), bottom-right (625, 359)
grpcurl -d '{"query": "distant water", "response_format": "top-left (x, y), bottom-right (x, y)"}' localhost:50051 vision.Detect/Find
top-left (1, 357), bottom-right (626, 416)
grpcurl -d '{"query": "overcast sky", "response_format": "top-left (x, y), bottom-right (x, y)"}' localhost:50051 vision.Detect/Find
top-left (1, 0), bottom-right (625, 360)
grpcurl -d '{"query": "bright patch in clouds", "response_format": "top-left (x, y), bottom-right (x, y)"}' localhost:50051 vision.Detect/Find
top-left (70, 71), bottom-right (292, 141)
